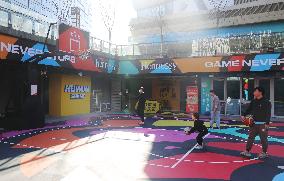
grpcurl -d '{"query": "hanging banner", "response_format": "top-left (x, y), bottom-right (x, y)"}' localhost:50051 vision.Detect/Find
top-left (186, 86), bottom-right (199, 113)
top-left (201, 78), bottom-right (211, 114)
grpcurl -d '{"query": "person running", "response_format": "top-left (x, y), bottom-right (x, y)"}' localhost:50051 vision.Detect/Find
top-left (136, 87), bottom-right (146, 125)
top-left (210, 90), bottom-right (221, 129)
top-left (185, 112), bottom-right (208, 149)
top-left (240, 87), bottom-right (271, 159)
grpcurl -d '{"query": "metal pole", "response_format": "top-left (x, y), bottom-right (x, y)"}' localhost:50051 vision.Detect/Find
top-left (43, 22), bottom-right (57, 53)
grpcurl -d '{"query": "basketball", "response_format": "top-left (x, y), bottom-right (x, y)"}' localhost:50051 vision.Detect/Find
top-left (242, 115), bottom-right (254, 126)
top-left (184, 127), bottom-right (190, 135)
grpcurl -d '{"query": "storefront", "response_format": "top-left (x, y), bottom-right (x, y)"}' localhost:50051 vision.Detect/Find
top-left (119, 54), bottom-right (284, 117)
top-left (0, 26), bottom-right (119, 117)
top-left (49, 74), bottom-right (91, 116)
top-left (1, 23), bottom-right (284, 118)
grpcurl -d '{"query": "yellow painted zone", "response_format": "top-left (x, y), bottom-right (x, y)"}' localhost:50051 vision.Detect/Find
top-left (152, 120), bottom-right (276, 128)
top-left (153, 120), bottom-right (226, 127)
top-left (49, 74), bottom-right (91, 116)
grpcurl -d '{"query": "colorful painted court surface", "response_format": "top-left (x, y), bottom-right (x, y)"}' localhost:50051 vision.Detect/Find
top-left (0, 114), bottom-right (284, 181)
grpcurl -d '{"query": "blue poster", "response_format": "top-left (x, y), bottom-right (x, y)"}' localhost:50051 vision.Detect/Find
top-left (201, 78), bottom-right (211, 115)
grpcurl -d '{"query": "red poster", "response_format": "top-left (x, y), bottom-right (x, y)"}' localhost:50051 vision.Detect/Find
top-left (186, 86), bottom-right (199, 113)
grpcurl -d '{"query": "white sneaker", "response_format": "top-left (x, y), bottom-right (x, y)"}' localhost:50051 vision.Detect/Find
top-left (258, 152), bottom-right (268, 159)
top-left (240, 151), bottom-right (252, 157)
top-left (195, 145), bottom-right (203, 149)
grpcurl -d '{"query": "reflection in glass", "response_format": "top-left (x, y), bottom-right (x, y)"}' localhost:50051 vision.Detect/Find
top-left (227, 77), bottom-right (240, 99)
top-left (12, 14), bottom-right (25, 31)
top-left (0, 10), bottom-right (9, 27)
top-left (275, 78), bottom-right (284, 116)
top-left (213, 79), bottom-right (224, 100)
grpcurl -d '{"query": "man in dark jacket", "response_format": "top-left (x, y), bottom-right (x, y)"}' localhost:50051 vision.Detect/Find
top-left (136, 87), bottom-right (146, 125)
top-left (240, 87), bottom-right (271, 159)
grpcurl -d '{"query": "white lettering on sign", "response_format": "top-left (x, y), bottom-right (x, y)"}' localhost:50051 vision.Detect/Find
top-left (95, 58), bottom-right (116, 71)
top-left (0, 41), bottom-right (77, 63)
top-left (64, 85), bottom-right (90, 93)
top-left (141, 62), bottom-right (177, 71)
top-left (64, 85), bottom-right (90, 100)
top-left (204, 58), bottom-right (284, 68)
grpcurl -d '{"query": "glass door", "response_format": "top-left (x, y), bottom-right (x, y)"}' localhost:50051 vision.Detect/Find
top-left (226, 77), bottom-right (241, 115)
top-left (257, 79), bottom-right (271, 100)
top-left (274, 78), bottom-right (284, 117)
top-left (241, 78), bottom-right (255, 115)
top-left (213, 78), bottom-right (225, 114)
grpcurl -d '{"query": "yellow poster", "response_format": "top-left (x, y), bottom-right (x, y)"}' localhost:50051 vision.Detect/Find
top-left (144, 100), bottom-right (160, 114)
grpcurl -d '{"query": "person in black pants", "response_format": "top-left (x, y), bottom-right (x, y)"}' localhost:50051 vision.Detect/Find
top-left (185, 112), bottom-right (208, 149)
top-left (136, 87), bottom-right (146, 125)
top-left (240, 87), bottom-right (271, 159)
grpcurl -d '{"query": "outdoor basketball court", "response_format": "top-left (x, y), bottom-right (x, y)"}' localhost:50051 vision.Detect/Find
top-left (0, 114), bottom-right (284, 181)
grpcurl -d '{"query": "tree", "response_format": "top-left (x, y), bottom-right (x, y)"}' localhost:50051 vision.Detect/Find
top-left (151, 4), bottom-right (167, 57)
top-left (99, 0), bottom-right (116, 53)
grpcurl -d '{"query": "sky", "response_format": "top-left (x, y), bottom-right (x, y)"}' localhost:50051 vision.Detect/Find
top-left (90, 0), bottom-right (137, 45)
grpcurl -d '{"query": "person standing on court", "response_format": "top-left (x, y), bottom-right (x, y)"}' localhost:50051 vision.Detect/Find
top-left (210, 90), bottom-right (221, 129)
top-left (136, 87), bottom-right (146, 125)
top-left (240, 87), bottom-right (271, 159)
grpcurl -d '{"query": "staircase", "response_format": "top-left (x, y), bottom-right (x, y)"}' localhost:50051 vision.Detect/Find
top-left (111, 78), bottom-right (122, 112)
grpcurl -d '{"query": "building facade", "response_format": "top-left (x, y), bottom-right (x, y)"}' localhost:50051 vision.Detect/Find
top-left (0, 0), bottom-right (93, 40)
top-left (130, 0), bottom-right (284, 57)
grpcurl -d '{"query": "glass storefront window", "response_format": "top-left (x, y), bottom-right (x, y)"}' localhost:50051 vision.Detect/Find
top-left (259, 79), bottom-right (270, 100)
top-left (11, 13), bottom-right (33, 33)
top-left (22, 17), bottom-right (33, 33)
top-left (35, 21), bottom-right (48, 37)
top-left (226, 77), bottom-right (240, 115)
top-left (274, 78), bottom-right (284, 116)
top-left (0, 10), bottom-right (9, 27)
top-left (227, 77), bottom-right (240, 99)
top-left (213, 79), bottom-right (224, 100)
top-left (11, 14), bottom-right (24, 31)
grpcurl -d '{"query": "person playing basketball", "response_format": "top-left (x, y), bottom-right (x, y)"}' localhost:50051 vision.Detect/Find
top-left (184, 113), bottom-right (208, 149)
top-left (240, 87), bottom-right (271, 159)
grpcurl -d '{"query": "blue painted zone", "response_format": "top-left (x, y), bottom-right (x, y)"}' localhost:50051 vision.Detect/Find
top-left (134, 21), bottom-right (284, 43)
top-left (107, 59), bottom-right (116, 73)
top-left (150, 65), bottom-right (172, 74)
top-left (118, 61), bottom-right (139, 75)
top-left (209, 127), bottom-right (284, 144)
top-left (21, 43), bottom-right (59, 66)
top-left (273, 173), bottom-right (284, 181)
top-left (250, 53), bottom-right (281, 71)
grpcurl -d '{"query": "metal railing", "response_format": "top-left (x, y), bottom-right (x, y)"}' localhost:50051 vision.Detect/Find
top-left (1, 2), bottom-right (284, 58)
top-left (90, 32), bottom-right (284, 58)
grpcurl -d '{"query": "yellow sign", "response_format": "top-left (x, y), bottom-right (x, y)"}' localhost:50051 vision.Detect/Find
top-left (144, 100), bottom-right (160, 114)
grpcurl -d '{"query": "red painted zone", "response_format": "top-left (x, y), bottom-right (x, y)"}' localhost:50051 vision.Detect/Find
top-left (144, 152), bottom-right (261, 180)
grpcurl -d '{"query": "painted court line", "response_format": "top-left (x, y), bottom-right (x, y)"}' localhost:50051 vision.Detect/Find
top-left (171, 133), bottom-right (210, 168)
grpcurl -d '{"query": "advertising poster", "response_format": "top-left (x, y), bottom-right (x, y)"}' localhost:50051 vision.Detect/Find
top-left (201, 78), bottom-right (211, 114)
top-left (186, 86), bottom-right (199, 113)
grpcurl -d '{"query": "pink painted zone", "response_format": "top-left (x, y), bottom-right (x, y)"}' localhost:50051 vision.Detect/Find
top-left (270, 123), bottom-right (284, 127)
top-left (269, 131), bottom-right (284, 137)
top-left (144, 152), bottom-right (261, 180)
top-left (91, 128), bottom-right (220, 143)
